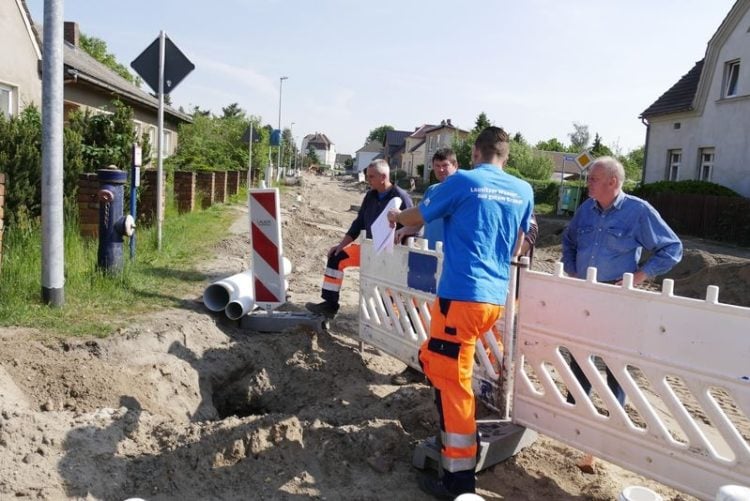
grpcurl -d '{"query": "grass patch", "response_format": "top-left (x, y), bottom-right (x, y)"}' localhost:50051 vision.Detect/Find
top-left (534, 203), bottom-right (555, 215)
top-left (0, 200), bottom-right (240, 337)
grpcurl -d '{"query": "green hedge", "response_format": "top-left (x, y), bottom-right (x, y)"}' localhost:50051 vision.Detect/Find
top-left (633, 180), bottom-right (740, 198)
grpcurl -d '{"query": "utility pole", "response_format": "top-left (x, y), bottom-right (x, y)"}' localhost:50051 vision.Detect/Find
top-left (41, 0), bottom-right (64, 306)
top-left (276, 76), bottom-right (288, 181)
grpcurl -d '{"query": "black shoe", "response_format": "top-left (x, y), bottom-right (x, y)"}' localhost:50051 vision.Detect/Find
top-left (417, 472), bottom-right (467, 500)
top-left (305, 301), bottom-right (339, 319)
top-left (390, 366), bottom-right (424, 385)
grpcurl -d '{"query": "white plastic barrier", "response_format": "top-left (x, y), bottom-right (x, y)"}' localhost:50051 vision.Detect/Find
top-left (358, 235), bottom-right (507, 409)
top-left (513, 262), bottom-right (750, 500)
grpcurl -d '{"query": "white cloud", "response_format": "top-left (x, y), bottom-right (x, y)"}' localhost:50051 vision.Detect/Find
top-left (190, 54), bottom-right (278, 97)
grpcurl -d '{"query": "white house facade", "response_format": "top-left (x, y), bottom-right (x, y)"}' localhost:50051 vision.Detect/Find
top-left (641, 0), bottom-right (750, 197)
top-left (0, 0), bottom-right (42, 118)
top-left (355, 141), bottom-right (383, 172)
top-left (301, 132), bottom-right (336, 167)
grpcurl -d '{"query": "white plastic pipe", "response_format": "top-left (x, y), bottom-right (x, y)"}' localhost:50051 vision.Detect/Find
top-left (226, 293), bottom-right (255, 320)
top-left (203, 271), bottom-right (254, 312)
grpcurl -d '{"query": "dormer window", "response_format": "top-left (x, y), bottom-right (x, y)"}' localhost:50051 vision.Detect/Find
top-left (724, 60), bottom-right (740, 97)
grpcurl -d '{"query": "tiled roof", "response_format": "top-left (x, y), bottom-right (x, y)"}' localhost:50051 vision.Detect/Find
top-left (409, 124), bottom-right (436, 139)
top-left (303, 132), bottom-right (333, 147)
top-left (357, 140), bottom-right (384, 153)
top-left (385, 130), bottom-right (411, 158)
top-left (641, 60), bottom-right (704, 119)
top-left (423, 123), bottom-right (468, 135)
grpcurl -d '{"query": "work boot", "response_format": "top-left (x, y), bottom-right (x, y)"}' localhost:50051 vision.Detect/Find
top-left (390, 366), bottom-right (424, 385)
top-left (305, 300), bottom-right (339, 319)
top-left (417, 472), bottom-right (470, 500)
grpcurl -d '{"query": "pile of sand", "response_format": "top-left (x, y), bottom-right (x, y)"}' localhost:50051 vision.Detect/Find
top-left (1, 171), bottom-right (746, 499)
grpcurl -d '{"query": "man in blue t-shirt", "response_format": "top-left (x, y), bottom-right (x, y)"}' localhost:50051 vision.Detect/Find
top-left (387, 127), bottom-right (534, 498)
top-left (396, 147), bottom-right (459, 249)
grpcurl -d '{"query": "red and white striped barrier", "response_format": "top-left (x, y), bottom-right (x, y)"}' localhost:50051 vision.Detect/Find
top-left (249, 188), bottom-right (286, 310)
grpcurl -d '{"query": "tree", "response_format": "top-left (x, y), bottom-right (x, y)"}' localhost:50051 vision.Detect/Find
top-left (535, 137), bottom-right (567, 152)
top-left (473, 112), bottom-right (492, 133)
top-left (68, 99), bottom-right (138, 172)
top-left (513, 132), bottom-right (526, 144)
top-left (79, 34), bottom-right (140, 86)
top-left (165, 106), bottom-right (269, 179)
top-left (590, 133), bottom-right (614, 157)
top-left (620, 146), bottom-right (645, 182)
top-left (0, 105), bottom-right (84, 224)
top-left (365, 125), bottom-right (394, 146)
top-left (507, 140), bottom-right (554, 180)
top-left (568, 122), bottom-right (590, 151)
top-left (222, 103), bottom-right (244, 119)
top-left (281, 127), bottom-right (297, 168)
top-left (305, 145), bottom-right (320, 166)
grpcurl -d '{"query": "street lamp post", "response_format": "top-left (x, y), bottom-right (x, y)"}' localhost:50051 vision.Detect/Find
top-left (276, 76), bottom-right (288, 181)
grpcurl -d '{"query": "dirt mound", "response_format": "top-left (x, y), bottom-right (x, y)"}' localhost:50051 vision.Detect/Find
top-left (3, 172), bottom-right (747, 500)
top-left (674, 261), bottom-right (750, 307)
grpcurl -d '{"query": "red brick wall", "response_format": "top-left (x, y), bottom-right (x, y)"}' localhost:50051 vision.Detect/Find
top-left (214, 171), bottom-right (227, 204)
top-left (173, 171), bottom-right (196, 214)
top-left (0, 173), bottom-right (5, 266)
top-left (139, 169), bottom-right (166, 223)
top-left (78, 173), bottom-right (100, 238)
top-left (195, 172), bottom-right (215, 209)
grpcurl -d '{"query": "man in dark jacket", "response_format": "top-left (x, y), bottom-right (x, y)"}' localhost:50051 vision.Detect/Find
top-left (306, 159), bottom-right (414, 318)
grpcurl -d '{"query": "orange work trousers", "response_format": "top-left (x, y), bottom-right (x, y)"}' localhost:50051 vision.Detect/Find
top-left (321, 243), bottom-right (360, 306)
top-left (419, 297), bottom-right (503, 493)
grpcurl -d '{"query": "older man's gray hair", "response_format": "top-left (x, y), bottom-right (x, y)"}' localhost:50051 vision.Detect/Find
top-left (368, 159), bottom-right (390, 176)
top-left (591, 156), bottom-right (625, 188)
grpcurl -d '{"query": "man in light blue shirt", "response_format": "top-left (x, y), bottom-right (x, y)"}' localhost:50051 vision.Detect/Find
top-left (561, 155), bottom-right (682, 472)
top-left (562, 157), bottom-right (682, 285)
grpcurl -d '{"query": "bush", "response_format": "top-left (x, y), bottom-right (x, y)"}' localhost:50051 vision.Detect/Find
top-left (0, 106), bottom-right (41, 223)
top-left (68, 99), bottom-right (140, 172)
top-left (633, 180), bottom-right (741, 198)
top-left (507, 141), bottom-right (554, 180)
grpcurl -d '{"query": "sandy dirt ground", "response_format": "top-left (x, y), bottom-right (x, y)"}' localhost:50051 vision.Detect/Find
top-left (1, 172), bottom-right (748, 500)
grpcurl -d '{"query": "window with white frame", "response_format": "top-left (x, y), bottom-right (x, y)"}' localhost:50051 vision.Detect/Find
top-left (724, 60), bottom-right (740, 97)
top-left (667, 149), bottom-right (681, 181)
top-left (163, 130), bottom-right (172, 157)
top-left (0, 83), bottom-right (15, 119)
top-left (698, 148), bottom-right (715, 181)
top-left (147, 127), bottom-right (156, 159)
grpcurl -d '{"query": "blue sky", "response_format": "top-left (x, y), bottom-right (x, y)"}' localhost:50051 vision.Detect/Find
top-left (27, 0), bottom-right (736, 156)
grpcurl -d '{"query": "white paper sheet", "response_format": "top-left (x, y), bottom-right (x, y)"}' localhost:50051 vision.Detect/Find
top-left (371, 198), bottom-right (403, 255)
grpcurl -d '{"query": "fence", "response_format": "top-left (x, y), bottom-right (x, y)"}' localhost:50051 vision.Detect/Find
top-left (644, 193), bottom-right (750, 245)
top-left (358, 237), bottom-right (750, 499)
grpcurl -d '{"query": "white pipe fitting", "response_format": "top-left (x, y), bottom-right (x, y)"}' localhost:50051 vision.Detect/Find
top-left (203, 271), bottom-right (254, 313)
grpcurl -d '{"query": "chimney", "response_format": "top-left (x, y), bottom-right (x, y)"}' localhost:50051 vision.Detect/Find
top-left (446, 118), bottom-right (452, 126)
top-left (440, 119), bottom-right (446, 126)
top-left (64, 22), bottom-right (79, 46)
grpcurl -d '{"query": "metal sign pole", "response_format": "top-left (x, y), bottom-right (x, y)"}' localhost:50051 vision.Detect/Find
top-left (156, 31), bottom-right (165, 250)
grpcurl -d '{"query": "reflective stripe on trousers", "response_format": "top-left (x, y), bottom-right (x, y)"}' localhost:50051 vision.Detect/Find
top-left (321, 243), bottom-right (360, 305)
top-left (419, 297), bottom-right (503, 492)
